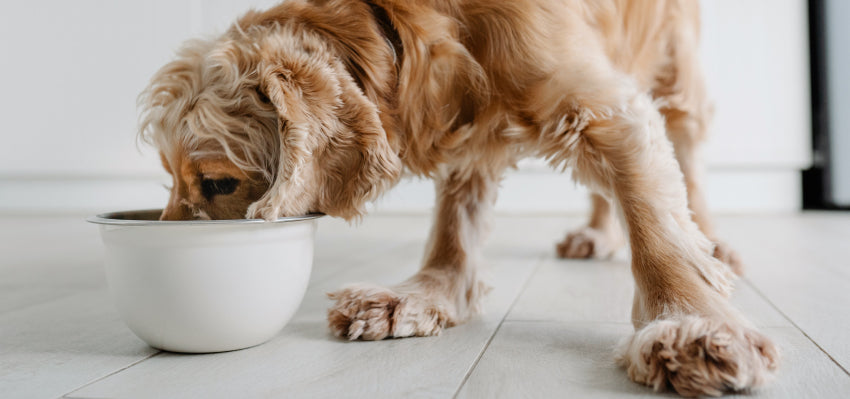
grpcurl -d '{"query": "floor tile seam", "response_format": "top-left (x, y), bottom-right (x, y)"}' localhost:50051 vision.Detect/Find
top-left (742, 277), bottom-right (850, 377)
top-left (60, 351), bottom-right (162, 398)
top-left (451, 255), bottom-right (546, 399)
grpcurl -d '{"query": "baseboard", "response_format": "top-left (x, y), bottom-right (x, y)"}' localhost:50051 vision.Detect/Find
top-left (0, 169), bottom-right (801, 216)
top-left (370, 169), bottom-right (802, 215)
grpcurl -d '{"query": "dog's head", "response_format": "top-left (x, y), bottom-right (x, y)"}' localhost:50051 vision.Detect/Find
top-left (140, 24), bottom-right (401, 221)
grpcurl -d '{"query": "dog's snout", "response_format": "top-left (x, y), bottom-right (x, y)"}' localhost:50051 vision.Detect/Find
top-left (159, 202), bottom-right (194, 221)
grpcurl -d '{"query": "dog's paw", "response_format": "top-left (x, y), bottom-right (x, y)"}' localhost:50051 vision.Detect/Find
top-left (327, 284), bottom-right (452, 340)
top-left (616, 315), bottom-right (779, 397)
top-left (556, 227), bottom-right (622, 259)
top-left (713, 241), bottom-right (744, 276)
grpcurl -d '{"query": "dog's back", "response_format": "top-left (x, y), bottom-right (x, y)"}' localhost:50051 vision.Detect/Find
top-left (378, 0), bottom-right (708, 173)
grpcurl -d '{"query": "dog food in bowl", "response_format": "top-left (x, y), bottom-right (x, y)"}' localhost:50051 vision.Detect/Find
top-left (87, 209), bottom-right (322, 353)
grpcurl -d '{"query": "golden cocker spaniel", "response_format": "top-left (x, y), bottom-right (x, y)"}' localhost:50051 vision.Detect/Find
top-left (140, 0), bottom-right (777, 396)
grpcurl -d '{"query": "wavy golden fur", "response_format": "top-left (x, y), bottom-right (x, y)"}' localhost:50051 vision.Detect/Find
top-left (140, 0), bottom-right (778, 395)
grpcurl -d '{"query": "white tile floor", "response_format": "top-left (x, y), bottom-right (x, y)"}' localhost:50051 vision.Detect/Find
top-left (1, 213), bottom-right (849, 398)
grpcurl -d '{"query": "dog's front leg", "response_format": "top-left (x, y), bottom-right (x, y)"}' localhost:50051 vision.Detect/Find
top-left (327, 167), bottom-right (498, 340)
top-left (562, 91), bottom-right (779, 396)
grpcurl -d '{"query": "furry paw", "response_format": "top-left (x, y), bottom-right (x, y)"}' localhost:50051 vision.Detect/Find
top-left (616, 316), bottom-right (780, 397)
top-left (713, 241), bottom-right (744, 276)
top-left (556, 227), bottom-right (622, 259)
top-left (327, 284), bottom-right (453, 340)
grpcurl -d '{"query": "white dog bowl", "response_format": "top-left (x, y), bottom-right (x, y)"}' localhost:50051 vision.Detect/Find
top-left (87, 209), bottom-right (322, 353)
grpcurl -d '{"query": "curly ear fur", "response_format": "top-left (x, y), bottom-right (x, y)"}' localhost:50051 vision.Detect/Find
top-left (246, 50), bottom-right (402, 221)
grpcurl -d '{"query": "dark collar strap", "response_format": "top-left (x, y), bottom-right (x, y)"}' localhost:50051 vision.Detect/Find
top-left (365, 1), bottom-right (403, 71)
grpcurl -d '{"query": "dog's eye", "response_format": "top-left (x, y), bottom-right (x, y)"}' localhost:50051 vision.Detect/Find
top-left (200, 177), bottom-right (240, 199)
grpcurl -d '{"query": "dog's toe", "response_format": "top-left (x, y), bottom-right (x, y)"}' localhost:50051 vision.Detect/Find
top-left (712, 241), bottom-right (744, 276)
top-left (616, 316), bottom-right (779, 397)
top-left (556, 227), bottom-right (621, 259)
top-left (327, 284), bottom-right (450, 340)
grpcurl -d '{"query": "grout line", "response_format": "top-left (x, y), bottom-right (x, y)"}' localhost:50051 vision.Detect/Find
top-left (742, 278), bottom-right (850, 377)
top-left (60, 351), bottom-right (162, 398)
top-left (500, 319), bottom-right (633, 325)
top-left (451, 255), bottom-right (546, 399)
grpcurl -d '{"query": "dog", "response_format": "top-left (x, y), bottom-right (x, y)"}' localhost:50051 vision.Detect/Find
top-left (140, 0), bottom-right (778, 395)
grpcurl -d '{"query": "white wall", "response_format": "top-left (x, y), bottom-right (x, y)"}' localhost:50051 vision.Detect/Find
top-left (0, 0), bottom-right (810, 215)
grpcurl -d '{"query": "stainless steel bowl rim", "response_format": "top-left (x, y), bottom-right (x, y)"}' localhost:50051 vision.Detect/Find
top-left (87, 209), bottom-right (325, 226)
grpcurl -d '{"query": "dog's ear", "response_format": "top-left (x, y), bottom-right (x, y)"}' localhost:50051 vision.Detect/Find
top-left (247, 60), bottom-right (402, 220)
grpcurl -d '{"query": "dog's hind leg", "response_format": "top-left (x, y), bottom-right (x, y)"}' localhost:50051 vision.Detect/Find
top-left (327, 165), bottom-right (500, 340)
top-left (556, 192), bottom-right (624, 259)
top-left (552, 86), bottom-right (778, 396)
top-left (664, 106), bottom-right (744, 275)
